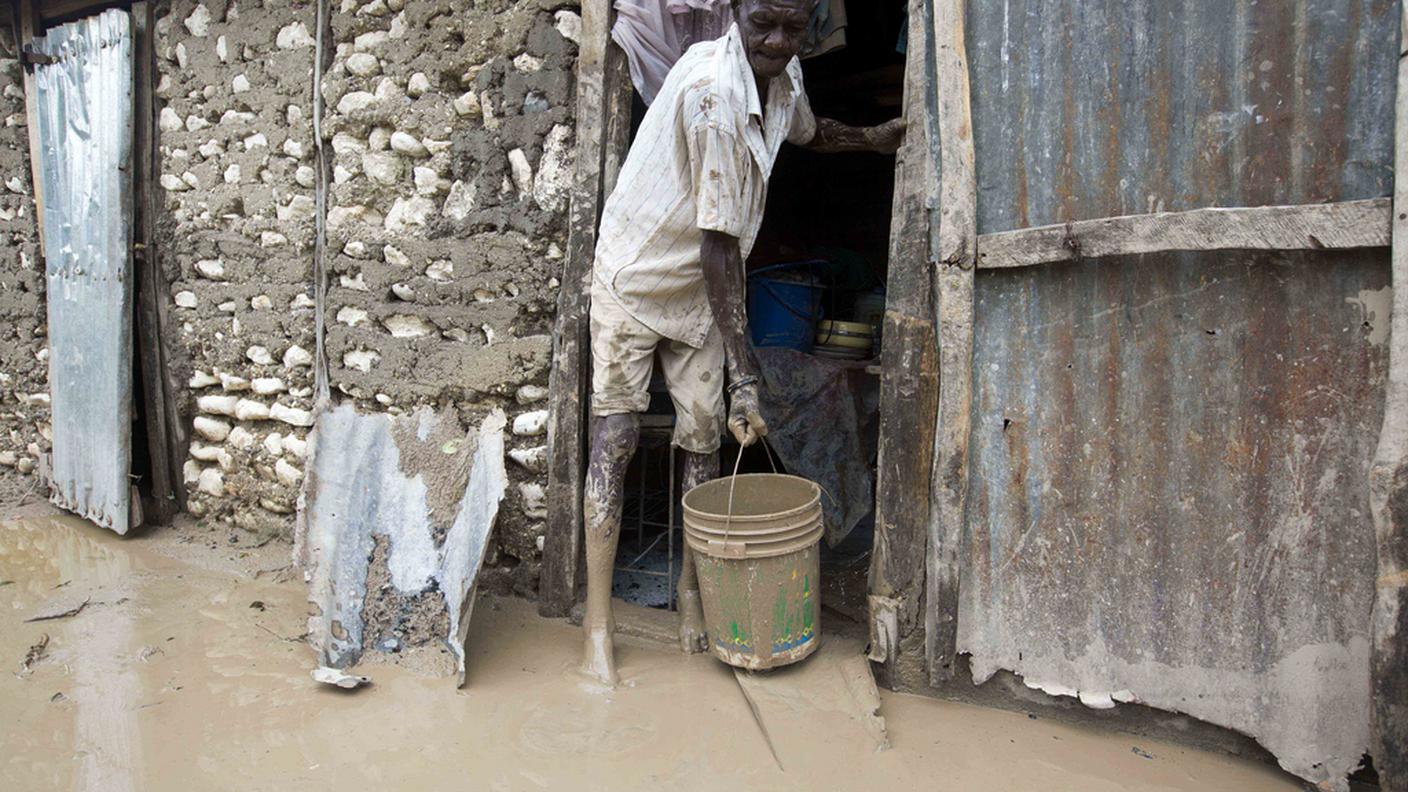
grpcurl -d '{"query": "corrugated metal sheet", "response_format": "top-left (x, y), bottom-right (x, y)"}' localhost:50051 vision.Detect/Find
top-left (951, 1), bottom-right (1396, 787)
top-left (304, 406), bottom-right (507, 685)
top-left (32, 10), bottom-right (134, 534)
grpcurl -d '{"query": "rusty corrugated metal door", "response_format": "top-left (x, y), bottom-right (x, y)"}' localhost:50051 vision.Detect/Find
top-left (31, 9), bottom-right (135, 534)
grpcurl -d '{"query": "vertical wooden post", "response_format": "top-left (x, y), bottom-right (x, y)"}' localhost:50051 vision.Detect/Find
top-left (1368, 5), bottom-right (1408, 789)
top-left (868, 0), bottom-right (939, 670)
top-left (540, 0), bottom-right (615, 617)
top-left (131, 0), bottom-right (183, 523)
top-left (16, 0), bottom-right (44, 257)
top-left (925, 0), bottom-right (977, 685)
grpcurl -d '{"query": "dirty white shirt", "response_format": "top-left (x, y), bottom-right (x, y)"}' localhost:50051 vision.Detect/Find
top-left (593, 22), bottom-right (817, 348)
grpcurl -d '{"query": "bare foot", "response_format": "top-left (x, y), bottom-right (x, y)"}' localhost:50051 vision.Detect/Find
top-left (580, 624), bottom-right (618, 686)
top-left (678, 589), bottom-right (708, 654)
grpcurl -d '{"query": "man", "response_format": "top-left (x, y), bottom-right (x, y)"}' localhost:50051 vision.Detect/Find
top-left (582, 0), bottom-right (904, 685)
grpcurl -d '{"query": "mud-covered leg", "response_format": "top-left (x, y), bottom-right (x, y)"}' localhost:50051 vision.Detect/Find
top-left (582, 414), bottom-right (640, 686)
top-left (677, 449), bottom-right (718, 653)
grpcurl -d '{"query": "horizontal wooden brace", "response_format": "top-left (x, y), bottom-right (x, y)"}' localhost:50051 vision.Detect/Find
top-left (976, 197), bottom-right (1391, 270)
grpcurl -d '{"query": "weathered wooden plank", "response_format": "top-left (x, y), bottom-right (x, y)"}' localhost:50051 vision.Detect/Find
top-left (1368, 9), bottom-right (1408, 791)
top-left (868, 0), bottom-right (938, 668)
top-left (977, 198), bottom-right (1392, 270)
top-left (130, 0), bottom-right (179, 524)
top-left (540, 0), bottom-right (613, 618)
top-left (17, 0), bottom-right (45, 258)
top-left (925, 0), bottom-right (977, 686)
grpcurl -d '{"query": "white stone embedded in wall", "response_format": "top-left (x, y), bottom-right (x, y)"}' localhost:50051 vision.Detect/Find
top-left (277, 22), bottom-right (316, 49)
top-left (282, 435), bottom-right (308, 458)
top-left (425, 260), bottom-right (453, 281)
top-left (159, 107), bottom-right (184, 132)
top-left (512, 410), bottom-right (548, 437)
top-left (442, 180), bottom-right (477, 221)
top-left (275, 458), bottom-right (304, 486)
top-left (389, 131), bottom-right (429, 158)
top-left (343, 349), bottom-right (380, 372)
top-left (263, 433), bottom-right (284, 456)
top-left (232, 74), bottom-right (251, 93)
top-left (227, 426), bottom-right (257, 450)
top-left (234, 399), bottom-right (271, 421)
top-left (347, 52), bottom-right (380, 76)
top-left (195, 259), bottom-right (226, 280)
top-left (507, 148), bottom-right (533, 195)
top-left (252, 377), bottom-right (287, 396)
top-left (383, 315), bottom-right (435, 338)
top-left (336, 306), bottom-right (369, 326)
top-left (391, 283), bottom-right (414, 301)
top-left (508, 445), bottom-right (547, 473)
top-left (283, 345), bottom-right (313, 368)
top-left (555, 10), bottom-right (582, 44)
top-left (193, 416), bottom-right (231, 442)
top-left (271, 403), bottom-right (315, 427)
top-left (198, 394), bottom-right (239, 416)
top-left (362, 151), bottom-right (401, 185)
top-left (337, 91), bottom-right (376, 115)
top-left (533, 124), bottom-right (573, 214)
top-left (189, 370), bottom-right (219, 388)
top-left (407, 72), bottom-right (431, 97)
top-left (246, 346), bottom-right (274, 365)
top-left (384, 197), bottom-right (434, 232)
top-left (516, 384), bottom-right (548, 404)
top-left (519, 482), bottom-right (547, 519)
top-left (184, 5), bottom-right (211, 37)
top-left (218, 372), bottom-right (250, 391)
top-left (383, 244), bottom-right (410, 267)
top-left (175, 290), bottom-right (198, 308)
top-left (198, 467), bottom-right (225, 496)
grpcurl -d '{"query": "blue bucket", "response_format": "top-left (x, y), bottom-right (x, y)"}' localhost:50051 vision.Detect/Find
top-left (747, 262), bottom-right (825, 352)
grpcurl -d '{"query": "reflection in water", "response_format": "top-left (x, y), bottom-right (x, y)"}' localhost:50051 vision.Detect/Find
top-left (1, 515), bottom-right (141, 792)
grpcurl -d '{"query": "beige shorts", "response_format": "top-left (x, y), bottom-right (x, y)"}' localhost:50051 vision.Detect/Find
top-left (590, 279), bottom-right (725, 454)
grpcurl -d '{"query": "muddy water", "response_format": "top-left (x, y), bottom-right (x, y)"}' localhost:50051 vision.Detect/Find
top-left (0, 513), bottom-right (1303, 791)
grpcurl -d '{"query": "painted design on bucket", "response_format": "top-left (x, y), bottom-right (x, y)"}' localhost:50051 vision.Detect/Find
top-left (770, 573), bottom-right (815, 653)
top-left (717, 619), bottom-right (754, 653)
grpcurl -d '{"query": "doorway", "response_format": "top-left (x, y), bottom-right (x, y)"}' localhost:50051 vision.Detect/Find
top-left (611, 2), bottom-right (908, 633)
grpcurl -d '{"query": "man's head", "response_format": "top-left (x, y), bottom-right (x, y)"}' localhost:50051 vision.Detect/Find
top-left (732, 0), bottom-right (819, 80)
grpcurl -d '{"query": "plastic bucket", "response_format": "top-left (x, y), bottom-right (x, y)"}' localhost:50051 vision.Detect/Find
top-left (683, 472), bottom-right (823, 670)
top-left (747, 264), bottom-right (825, 352)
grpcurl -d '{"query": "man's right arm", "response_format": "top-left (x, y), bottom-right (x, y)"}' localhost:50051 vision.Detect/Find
top-left (701, 229), bottom-right (767, 447)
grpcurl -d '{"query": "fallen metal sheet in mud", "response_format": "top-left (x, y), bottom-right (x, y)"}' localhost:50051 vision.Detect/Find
top-left (304, 405), bottom-right (507, 685)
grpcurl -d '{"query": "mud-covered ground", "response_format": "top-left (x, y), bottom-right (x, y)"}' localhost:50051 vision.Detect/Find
top-left (0, 506), bottom-right (1305, 791)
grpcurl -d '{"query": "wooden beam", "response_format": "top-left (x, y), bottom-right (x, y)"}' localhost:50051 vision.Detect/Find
top-left (925, 0), bottom-right (977, 686)
top-left (868, 0), bottom-right (938, 670)
top-left (130, 0), bottom-right (179, 524)
top-left (540, 0), bottom-right (613, 618)
top-left (976, 198), bottom-right (1391, 270)
top-left (16, 0), bottom-right (45, 258)
top-left (1368, 9), bottom-right (1408, 791)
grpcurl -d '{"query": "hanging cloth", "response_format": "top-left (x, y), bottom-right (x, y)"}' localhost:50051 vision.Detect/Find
top-left (612, 0), bottom-right (732, 105)
top-left (800, 0), bottom-right (848, 59)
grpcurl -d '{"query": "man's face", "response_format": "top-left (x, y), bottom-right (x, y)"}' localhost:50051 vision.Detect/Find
top-left (735, 0), bottom-right (816, 80)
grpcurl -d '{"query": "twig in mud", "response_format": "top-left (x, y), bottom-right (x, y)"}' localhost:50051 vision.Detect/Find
top-left (256, 623), bottom-right (309, 644)
top-left (24, 596), bottom-right (89, 622)
top-left (17, 633), bottom-right (50, 677)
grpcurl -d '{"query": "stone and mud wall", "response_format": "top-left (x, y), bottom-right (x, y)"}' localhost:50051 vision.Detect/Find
top-left (158, 0), bottom-right (577, 592)
top-left (319, 0), bottom-right (578, 596)
top-left (0, 27), bottom-right (48, 495)
top-left (0, 0), bottom-right (578, 596)
top-left (155, 0), bottom-right (321, 536)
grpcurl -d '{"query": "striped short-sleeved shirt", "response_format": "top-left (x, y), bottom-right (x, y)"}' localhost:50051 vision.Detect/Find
top-left (593, 23), bottom-right (817, 348)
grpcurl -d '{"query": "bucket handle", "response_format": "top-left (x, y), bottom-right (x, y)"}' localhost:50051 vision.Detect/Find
top-left (723, 436), bottom-right (780, 543)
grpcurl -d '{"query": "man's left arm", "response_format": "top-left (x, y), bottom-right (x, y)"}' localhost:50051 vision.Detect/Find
top-left (803, 117), bottom-right (906, 155)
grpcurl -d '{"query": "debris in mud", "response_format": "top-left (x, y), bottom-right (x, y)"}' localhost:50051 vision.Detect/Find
top-left (24, 595), bottom-right (90, 622)
top-left (1132, 746), bottom-right (1155, 760)
top-left (249, 600), bottom-right (266, 611)
top-left (312, 666), bottom-right (372, 690)
top-left (49, 692), bottom-right (66, 703)
top-left (137, 645), bottom-right (164, 663)
top-left (17, 633), bottom-right (49, 677)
